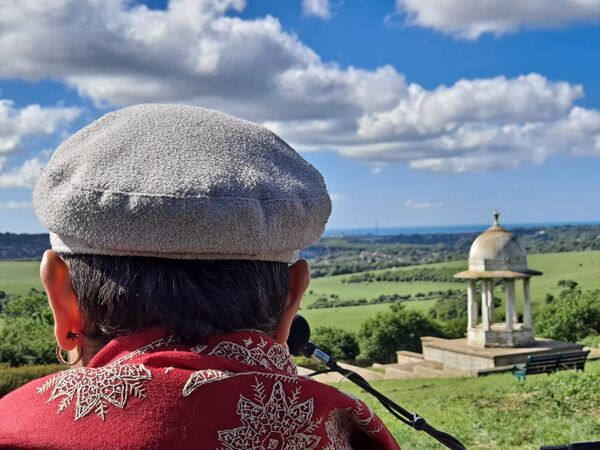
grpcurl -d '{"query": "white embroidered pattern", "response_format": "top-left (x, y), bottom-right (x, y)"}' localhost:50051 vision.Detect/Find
top-left (322, 398), bottom-right (383, 449)
top-left (37, 364), bottom-right (151, 421)
top-left (182, 369), bottom-right (298, 397)
top-left (200, 337), bottom-right (296, 375)
top-left (183, 369), bottom-right (233, 396)
top-left (190, 344), bottom-right (207, 354)
top-left (37, 336), bottom-right (176, 421)
top-left (349, 398), bottom-right (382, 436)
top-left (217, 378), bottom-right (322, 450)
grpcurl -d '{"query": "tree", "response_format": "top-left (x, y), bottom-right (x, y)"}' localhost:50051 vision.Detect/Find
top-left (428, 295), bottom-right (467, 321)
top-left (536, 288), bottom-right (600, 343)
top-left (358, 303), bottom-right (444, 363)
top-left (311, 327), bottom-right (360, 361)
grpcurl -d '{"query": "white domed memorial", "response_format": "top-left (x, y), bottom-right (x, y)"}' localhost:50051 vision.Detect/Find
top-left (411, 211), bottom-right (584, 377)
top-left (454, 211), bottom-right (541, 348)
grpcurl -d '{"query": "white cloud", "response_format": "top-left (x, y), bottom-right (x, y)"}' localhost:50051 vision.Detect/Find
top-left (0, 0), bottom-right (599, 174)
top-left (358, 74), bottom-right (582, 139)
top-left (404, 200), bottom-right (443, 209)
top-left (0, 200), bottom-right (32, 210)
top-left (0, 158), bottom-right (46, 188)
top-left (0, 99), bottom-right (79, 190)
top-left (396, 0), bottom-right (600, 40)
top-left (0, 99), bottom-right (80, 155)
top-left (303, 0), bottom-right (332, 20)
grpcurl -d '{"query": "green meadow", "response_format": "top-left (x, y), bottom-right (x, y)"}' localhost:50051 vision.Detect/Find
top-left (2, 250), bottom-right (600, 331)
top-left (0, 260), bottom-right (42, 296)
top-left (302, 250), bottom-right (600, 330)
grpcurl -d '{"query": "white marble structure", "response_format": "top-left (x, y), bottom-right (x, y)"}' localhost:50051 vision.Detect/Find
top-left (454, 212), bottom-right (542, 348)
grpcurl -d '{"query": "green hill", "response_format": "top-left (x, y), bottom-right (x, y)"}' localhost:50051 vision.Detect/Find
top-left (302, 250), bottom-right (600, 330)
top-left (2, 250), bottom-right (600, 331)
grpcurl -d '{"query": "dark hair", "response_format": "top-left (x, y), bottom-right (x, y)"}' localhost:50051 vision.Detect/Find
top-left (61, 254), bottom-right (289, 343)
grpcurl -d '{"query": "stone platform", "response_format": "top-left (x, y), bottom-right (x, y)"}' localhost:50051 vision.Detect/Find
top-left (421, 336), bottom-right (583, 376)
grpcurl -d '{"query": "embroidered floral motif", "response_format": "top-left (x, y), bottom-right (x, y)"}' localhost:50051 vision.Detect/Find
top-left (37, 364), bottom-right (151, 421)
top-left (183, 369), bottom-right (298, 397)
top-left (183, 369), bottom-right (233, 396)
top-left (203, 337), bottom-right (296, 375)
top-left (217, 378), bottom-right (322, 450)
top-left (37, 336), bottom-right (176, 421)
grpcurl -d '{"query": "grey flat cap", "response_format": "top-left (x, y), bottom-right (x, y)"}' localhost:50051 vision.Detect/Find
top-left (33, 104), bottom-right (331, 262)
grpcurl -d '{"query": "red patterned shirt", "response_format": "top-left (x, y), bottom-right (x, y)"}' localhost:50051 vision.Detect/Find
top-left (0, 327), bottom-right (401, 449)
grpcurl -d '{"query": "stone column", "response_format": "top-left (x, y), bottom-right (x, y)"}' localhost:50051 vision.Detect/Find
top-left (523, 277), bottom-right (533, 329)
top-left (486, 279), bottom-right (495, 326)
top-left (481, 280), bottom-right (490, 331)
top-left (467, 279), bottom-right (478, 328)
top-left (505, 279), bottom-right (515, 331)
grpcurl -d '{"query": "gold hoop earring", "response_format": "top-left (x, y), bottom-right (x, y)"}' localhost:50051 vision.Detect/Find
top-left (56, 344), bottom-right (83, 366)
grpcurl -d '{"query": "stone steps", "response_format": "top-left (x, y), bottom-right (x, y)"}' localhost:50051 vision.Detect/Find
top-left (384, 364), bottom-right (422, 379)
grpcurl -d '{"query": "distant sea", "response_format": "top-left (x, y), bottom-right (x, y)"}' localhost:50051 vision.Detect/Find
top-left (324, 221), bottom-right (600, 237)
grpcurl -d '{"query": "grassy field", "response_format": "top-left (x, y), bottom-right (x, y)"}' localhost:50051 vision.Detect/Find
top-left (0, 260), bottom-right (41, 296)
top-left (347, 360), bottom-right (600, 449)
top-left (303, 250), bottom-right (600, 330)
top-left (2, 250), bottom-right (600, 331)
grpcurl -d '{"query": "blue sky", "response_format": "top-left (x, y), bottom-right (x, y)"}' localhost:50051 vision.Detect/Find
top-left (0, 0), bottom-right (599, 232)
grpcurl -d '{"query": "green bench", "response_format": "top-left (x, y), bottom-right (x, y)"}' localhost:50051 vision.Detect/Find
top-left (512, 350), bottom-right (590, 381)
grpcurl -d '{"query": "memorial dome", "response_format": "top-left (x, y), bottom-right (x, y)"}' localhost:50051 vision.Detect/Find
top-left (455, 212), bottom-right (542, 279)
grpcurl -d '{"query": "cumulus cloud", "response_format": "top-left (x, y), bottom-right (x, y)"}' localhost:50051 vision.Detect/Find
top-left (0, 99), bottom-right (80, 155)
top-left (0, 0), bottom-right (599, 173)
top-left (0, 99), bottom-right (79, 190)
top-left (0, 158), bottom-right (46, 188)
top-left (396, 0), bottom-right (600, 40)
top-left (404, 200), bottom-right (443, 209)
top-left (303, 0), bottom-right (332, 20)
top-left (0, 200), bottom-right (32, 210)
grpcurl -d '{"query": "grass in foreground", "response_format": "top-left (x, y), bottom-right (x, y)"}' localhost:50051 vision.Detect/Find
top-left (342, 360), bottom-right (600, 449)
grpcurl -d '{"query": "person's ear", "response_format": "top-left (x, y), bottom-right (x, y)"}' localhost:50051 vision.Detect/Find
top-left (40, 250), bottom-right (84, 352)
top-left (273, 259), bottom-right (310, 345)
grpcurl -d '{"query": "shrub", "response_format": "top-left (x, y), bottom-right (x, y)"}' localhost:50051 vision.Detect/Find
top-left (536, 288), bottom-right (600, 342)
top-left (0, 291), bottom-right (56, 366)
top-left (580, 334), bottom-right (600, 348)
top-left (0, 364), bottom-right (62, 398)
top-left (442, 317), bottom-right (467, 339)
top-left (358, 303), bottom-right (444, 363)
top-left (428, 295), bottom-right (467, 321)
top-left (311, 326), bottom-right (360, 361)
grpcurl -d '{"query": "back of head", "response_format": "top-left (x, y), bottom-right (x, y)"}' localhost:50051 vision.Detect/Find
top-left (33, 104), bottom-right (331, 342)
